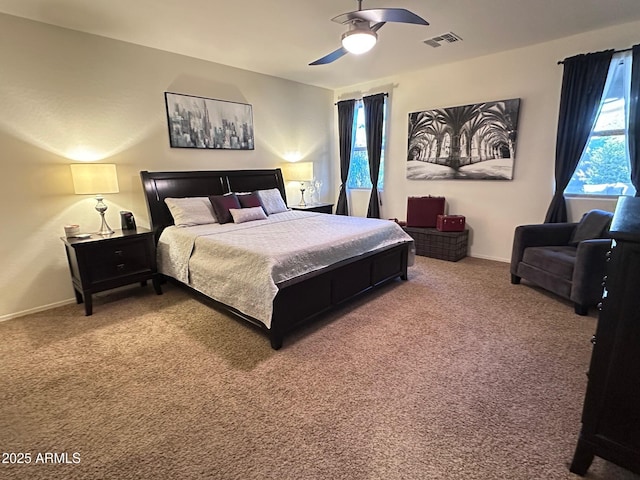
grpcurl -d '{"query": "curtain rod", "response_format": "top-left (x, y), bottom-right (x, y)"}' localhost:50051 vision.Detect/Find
top-left (334, 92), bottom-right (388, 105)
top-left (557, 46), bottom-right (633, 65)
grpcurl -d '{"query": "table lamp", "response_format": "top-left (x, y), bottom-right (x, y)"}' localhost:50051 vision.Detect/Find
top-left (70, 163), bottom-right (120, 235)
top-left (282, 161), bottom-right (313, 206)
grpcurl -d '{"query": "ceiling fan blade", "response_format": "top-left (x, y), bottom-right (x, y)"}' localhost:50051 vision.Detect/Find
top-left (332, 8), bottom-right (429, 26)
top-left (371, 21), bottom-right (386, 32)
top-left (309, 46), bottom-right (348, 66)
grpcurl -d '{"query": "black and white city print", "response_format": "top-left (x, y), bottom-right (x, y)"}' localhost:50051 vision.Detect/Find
top-left (165, 92), bottom-right (254, 150)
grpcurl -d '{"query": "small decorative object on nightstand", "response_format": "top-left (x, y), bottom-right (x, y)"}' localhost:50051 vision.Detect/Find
top-left (290, 203), bottom-right (334, 214)
top-left (61, 227), bottom-right (162, 315)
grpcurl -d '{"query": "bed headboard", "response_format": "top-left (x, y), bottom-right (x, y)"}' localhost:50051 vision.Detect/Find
top-left (140, 169), bottom-right (287, 239)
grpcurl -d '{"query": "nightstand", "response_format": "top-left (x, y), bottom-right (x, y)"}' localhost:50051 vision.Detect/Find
top-left (61, 228), bottom-right (162, 315)
top-left (290, 203), bottom-right (334, 214)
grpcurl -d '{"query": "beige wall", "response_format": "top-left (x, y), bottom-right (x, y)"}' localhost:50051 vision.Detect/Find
top-left (0, 14), bottom-right (333, 319)
top-left (334, 21), bottom-right (640, 261)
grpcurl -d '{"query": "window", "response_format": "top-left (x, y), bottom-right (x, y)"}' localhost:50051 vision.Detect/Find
top-left (565, 51), bottom-right (636, 196)
top-left (346, 99), bottom-right (386, 189)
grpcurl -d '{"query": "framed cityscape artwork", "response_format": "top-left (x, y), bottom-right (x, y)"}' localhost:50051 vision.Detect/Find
top-left (407, 98), bottom-right (520, 180)
top-left (164, 92), bottom-right (254, 150)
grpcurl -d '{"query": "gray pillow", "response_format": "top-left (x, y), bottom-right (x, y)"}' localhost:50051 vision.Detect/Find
top-left (164, 197), bottom-right (218, 227)
top-left (229, 206), bottom-right (268, 224)
top-left (569, 209), bottom-right (613, 245)
top-left (256, 188), bottom-right (289, 214)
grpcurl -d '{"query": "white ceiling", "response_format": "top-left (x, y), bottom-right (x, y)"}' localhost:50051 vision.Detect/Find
top-left (1, 0), bottom-right (640, 90)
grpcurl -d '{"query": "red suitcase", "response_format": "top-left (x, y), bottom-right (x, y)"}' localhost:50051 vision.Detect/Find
top-left (407, 196), bottom-right (445, 228)
top-left (436, 214), bottom-right (466, 232)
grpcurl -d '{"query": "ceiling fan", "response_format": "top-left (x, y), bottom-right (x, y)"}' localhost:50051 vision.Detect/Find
top-left (309, 0), bottom-right (429, 66)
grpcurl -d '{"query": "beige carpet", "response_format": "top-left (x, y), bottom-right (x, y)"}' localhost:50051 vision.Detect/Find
top-left (1, 256), bottom-right (638, 480)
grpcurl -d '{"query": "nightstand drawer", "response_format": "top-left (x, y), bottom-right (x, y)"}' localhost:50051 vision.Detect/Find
top-left (88, 244), bottom-right (152, 282)
top-left (89, 261), bottom-right (151, 283)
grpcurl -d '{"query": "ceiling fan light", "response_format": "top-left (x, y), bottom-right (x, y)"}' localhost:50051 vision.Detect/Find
top-left (341, 29), bottom-right (377, 54)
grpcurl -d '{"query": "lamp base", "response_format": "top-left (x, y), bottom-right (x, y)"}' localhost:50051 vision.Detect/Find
top-left (97, 212), bottom-right (114, 236)
top-left (298, 188), bottom-right (307, 207)
top-left (95, 195), bottom-right (114, 236)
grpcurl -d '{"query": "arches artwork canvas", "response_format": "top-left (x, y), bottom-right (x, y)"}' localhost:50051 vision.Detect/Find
top-left (407, 98), bottom-right (520, 180)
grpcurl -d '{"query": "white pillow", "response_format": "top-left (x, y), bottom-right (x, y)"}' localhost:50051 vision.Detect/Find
top-left (164, 197), bottom-right (218, 227)
top-left (229, 206), bottom-right (268, 224)
top-left (256, 188), bottom-right (289, 214)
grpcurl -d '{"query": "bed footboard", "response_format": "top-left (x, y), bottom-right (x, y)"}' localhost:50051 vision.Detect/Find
top-left (269, 242), bottom-right (410, 349)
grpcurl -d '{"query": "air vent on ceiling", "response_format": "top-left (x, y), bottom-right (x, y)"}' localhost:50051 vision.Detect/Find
top-left (423, 32), bottom-right (463, 48)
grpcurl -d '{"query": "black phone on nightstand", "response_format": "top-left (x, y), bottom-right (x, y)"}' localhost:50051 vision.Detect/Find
top-left (120, 211), bottom-right (136, 230)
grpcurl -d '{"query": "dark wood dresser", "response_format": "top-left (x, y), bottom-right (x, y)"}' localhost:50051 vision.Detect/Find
top-left (570, 196), bottom-right (640, 476)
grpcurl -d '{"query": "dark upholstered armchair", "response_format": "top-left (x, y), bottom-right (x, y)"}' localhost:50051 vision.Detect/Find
top-left (510, 210), bottom-right (613, 315)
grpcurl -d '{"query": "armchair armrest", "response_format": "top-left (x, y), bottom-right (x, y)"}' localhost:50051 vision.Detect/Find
top-left (570, 238), bottom-right (613, 306)
top-left (510, 223), bottom-right (578, 275)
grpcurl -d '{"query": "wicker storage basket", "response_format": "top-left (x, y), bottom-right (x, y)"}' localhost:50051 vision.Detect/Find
top-left (403, 227), bottom-right (468, 262)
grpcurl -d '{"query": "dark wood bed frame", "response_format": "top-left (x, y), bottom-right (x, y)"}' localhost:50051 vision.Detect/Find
top-left (140, 169), bottom-right (410, 349)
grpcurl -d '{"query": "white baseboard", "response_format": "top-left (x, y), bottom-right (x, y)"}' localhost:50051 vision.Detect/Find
top-left (469, 253), bottom-right (510, 263)
top-left (0, 298), bottom-right (76, 323)
top-left (1, 284), bottom-right (149, 322)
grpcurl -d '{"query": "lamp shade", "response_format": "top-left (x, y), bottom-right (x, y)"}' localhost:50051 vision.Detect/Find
top-left (342, 29), bottom-right (377, 54)
top-left (282, 161), bottom-right (313, 181)
top-left (70, 163), bottom-right (119, 194)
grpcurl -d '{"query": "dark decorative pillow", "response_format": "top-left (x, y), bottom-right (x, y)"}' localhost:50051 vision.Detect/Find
top-left (569, 209), bottom-right (614, 245)
top-left (237, 192), bottom-right (265, 211)
top-left (208, 194), bottom-right (241, 224)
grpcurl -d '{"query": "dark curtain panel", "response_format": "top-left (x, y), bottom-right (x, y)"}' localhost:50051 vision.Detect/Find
top-left (544, 49), bottom-right (613, 223)
top-left (363, 93), bottom-right (385, 218)
top-left (629, 44), bottom-right (640, 196)
top-left (336, 99), bottom-right (355, 215)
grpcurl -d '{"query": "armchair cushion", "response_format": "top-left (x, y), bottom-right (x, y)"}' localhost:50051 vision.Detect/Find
top-left (569, 209), bottom-right (613, 245)
top-left (521, 246), bottom-right (576, 281)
